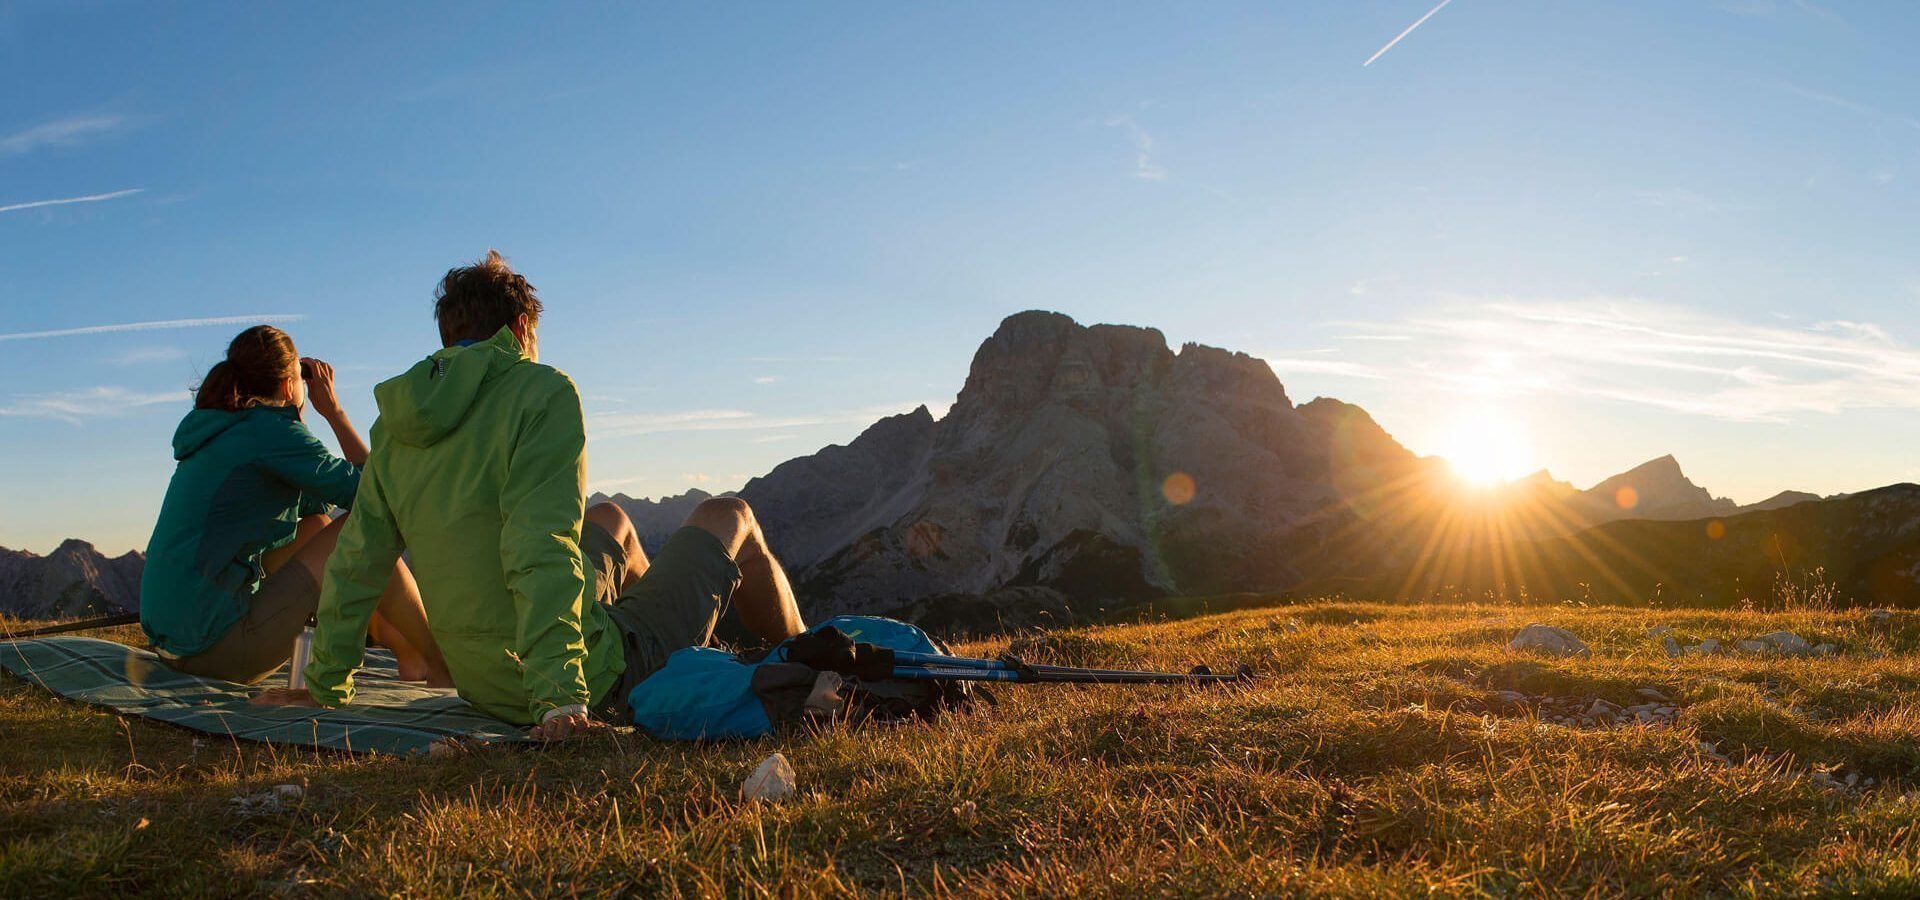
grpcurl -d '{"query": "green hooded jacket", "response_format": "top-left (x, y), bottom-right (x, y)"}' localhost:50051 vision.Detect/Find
top-left (141, 405), bottom-right (360, 656)
top-left (304, 327), bottom-right (625, 725)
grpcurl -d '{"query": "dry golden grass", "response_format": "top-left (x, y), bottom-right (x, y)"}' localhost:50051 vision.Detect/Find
top-left (5, 602), bottom-right (1920, 897)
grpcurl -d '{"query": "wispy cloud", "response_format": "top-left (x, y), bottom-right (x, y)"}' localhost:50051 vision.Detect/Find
top-left (107, 346), bottom-right (189, 366)
top-left (1779, 82), bottom-right (1920, 131)
top-left (0, 188), bottom-right (146, 216)
top-left (1632, 188), bottom-right (1754, 216)
top-left (1718, 0), bottom-right (1846, 25)
top-left (1266, 357), bottom-right (1392, 380)
top-left (0, 313), bottom-right (305, 343)
top-left (587, 402), bottom-right (927, 441)
top-left (0, 386), bottom-right (184, 424)
top-left (752, 375), bottom-right (783, 385)
top-left (1316, 299), bottom-right (1920, 422)
top-left (0, 114), bottom-right (130, 157)
top-left (1104, 115), bottom-right (1166, 181)
top-left (1364, 0), bottom-right (1455, 67)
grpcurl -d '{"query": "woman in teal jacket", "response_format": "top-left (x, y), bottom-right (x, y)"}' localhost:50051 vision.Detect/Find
top-left (140, 325), bottom-right (450, 685)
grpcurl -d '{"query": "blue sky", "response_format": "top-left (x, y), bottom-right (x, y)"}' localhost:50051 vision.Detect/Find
top-left (4, 1), bottom-right (1919, 554)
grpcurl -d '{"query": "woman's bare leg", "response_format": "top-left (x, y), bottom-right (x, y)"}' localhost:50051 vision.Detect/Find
top-left (290, 516), bottom-right (452, 686)
top-left (261, 514), bottom-right (332, 576)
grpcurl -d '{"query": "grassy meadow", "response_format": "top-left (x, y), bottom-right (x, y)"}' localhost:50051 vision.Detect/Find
top-left (5, 601), bottom-right (1920, 897)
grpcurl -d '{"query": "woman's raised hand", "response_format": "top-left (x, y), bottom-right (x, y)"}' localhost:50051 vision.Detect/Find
top-left (301, 358), bottom-right (344, 421)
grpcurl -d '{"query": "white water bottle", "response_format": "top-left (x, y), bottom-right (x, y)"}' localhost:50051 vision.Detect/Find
top-left (287, 626), bottom-right (314, 690)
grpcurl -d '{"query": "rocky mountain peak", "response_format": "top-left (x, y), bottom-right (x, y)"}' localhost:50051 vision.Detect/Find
top-left (0, 539), bottom-right (143, 619)
top-left (1585, 455), bottom-right (1735, 518)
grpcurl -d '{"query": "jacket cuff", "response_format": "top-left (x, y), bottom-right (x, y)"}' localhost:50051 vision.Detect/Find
top-left (540, 703), bottom-right (589, 723)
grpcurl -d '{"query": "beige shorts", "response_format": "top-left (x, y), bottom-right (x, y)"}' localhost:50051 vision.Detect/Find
top-left (160, 563), bottom-right (319, 685)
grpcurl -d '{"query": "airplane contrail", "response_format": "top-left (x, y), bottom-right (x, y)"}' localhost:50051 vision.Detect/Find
top-left (0, 314), bottom-right (307, 342)
top-left (0, 188), bottom-right (146, 215)
top-left (1364, 0), bottom-right (1455, 67)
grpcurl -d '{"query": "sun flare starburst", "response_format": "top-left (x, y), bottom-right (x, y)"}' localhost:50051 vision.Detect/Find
top-left (1439, 411), bottom-right (1536, 486)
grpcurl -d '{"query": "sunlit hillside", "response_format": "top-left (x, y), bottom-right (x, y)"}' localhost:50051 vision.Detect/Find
top-left (7, 601), bottom-right (1920, 896)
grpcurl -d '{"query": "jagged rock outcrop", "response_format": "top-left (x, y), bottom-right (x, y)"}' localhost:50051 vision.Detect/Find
top-left (750, 311), bottom-right (1430, 617)
top-left (0, 540), bottom-right (144, 620)
top-left (1582, 455), bottom-right (1737, 520)
top-left (739, 406), bottom-right (938, 570)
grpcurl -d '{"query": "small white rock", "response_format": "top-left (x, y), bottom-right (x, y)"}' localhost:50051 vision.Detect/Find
top-left (273, 784), bottom-right (304, 801)
top-left (1636, 687), bottom-right (1671, 702)
top-left (742, 752), bottom-right (797, 802)
top-left (1507, 624), bottom-right (1590, 658)
top-left (1734, 639), bottom-right (1769, 655)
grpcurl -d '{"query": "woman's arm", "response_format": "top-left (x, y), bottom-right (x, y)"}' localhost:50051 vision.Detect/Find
top-left (303, 358), bottom-right (370, 466)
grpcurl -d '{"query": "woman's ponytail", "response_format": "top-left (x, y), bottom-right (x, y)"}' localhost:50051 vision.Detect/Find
top-left (194, 360), bottom-right (243, 411)
top-left (193, 326), bottom-right (299, 411)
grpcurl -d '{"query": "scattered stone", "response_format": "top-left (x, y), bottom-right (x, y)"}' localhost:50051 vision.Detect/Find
top-left (1812, 643), bottom-right (1837, 656)
top-left (1735, 639), bottom-right (1769, 654)
top-left (1492, 690), bottom-right (1530, 705)
top-left (1868, 609), bottom-right (1893, 623)
top-left (742, 752), bottom-right (797, 802)
top-left (1281, 620), bottom-right (1302, 633)
top-left (1647, 625), bottom-right (1673, 639)
top-left (1689, 639), bottom-right (1720, 655)
top-left (1586, 699), bottom-right (1624, 718)
top-left (1507, 624), bottom-right (1590, 658)
top-left (273, 784), bottom-right (304, 802)
top-left (1635, 687), bottom-right (1671, 702)
top-left (1663, 637), bottom-right (1682, 658)
top-left (1753, 631), bottom-right (1812, 655)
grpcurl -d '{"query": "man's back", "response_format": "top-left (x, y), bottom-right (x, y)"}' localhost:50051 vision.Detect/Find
top-left (304, 325), bottom-right (624, 724)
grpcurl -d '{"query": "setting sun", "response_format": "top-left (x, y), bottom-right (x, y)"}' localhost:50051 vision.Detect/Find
top-left (1439, 411), bottom-right (1537, 486)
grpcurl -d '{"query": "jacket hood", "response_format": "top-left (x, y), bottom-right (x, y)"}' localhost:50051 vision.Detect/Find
top-left (171, 406), bottom-right (289, 460)
top-left (374, 326), bottom-right (529, 448)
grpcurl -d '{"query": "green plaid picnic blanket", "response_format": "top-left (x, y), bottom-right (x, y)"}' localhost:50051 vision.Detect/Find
top-left (0, 636), bottom-right (527, 755)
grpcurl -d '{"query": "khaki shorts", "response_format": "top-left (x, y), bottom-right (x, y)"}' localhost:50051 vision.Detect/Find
top-left (584, 523), bottom-right (742, 722)
top-left (161, 564), bottom-right (319, 685)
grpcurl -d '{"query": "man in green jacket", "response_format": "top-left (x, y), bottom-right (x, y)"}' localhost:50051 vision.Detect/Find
top-left (254, 251), bottom-right (807, 738)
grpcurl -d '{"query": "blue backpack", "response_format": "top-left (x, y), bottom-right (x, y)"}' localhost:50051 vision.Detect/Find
top-left (625, 615), bottom-right (976, 741)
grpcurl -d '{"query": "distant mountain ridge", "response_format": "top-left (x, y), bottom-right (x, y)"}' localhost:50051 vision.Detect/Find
top-left (11, 311), bottom-right (1893, 624)
top-left (0, 540), bottom-right (143, 621)
top-left (650, 310), bottom-right (1880, 617)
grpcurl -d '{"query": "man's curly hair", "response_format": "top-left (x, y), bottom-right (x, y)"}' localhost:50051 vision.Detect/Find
top-left (433, 249), bottom-right (544, 347)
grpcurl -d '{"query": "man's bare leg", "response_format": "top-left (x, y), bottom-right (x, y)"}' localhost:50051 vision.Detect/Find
top-left (586, 502), bottom-right (650, 589)
top-left (683, 497), bottom-right (805, 643)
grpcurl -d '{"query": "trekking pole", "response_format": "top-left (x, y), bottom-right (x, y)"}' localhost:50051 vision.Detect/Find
top-left (1, 612), bottom-right (141, 640)
top-left (888, 652), bottom-right (1255, 685)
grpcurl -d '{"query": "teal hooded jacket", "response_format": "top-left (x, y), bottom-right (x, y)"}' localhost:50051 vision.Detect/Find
top-left (304, 327), bottom-right (625, 725)
top-left (140, 404), bottom-right (361, 656)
